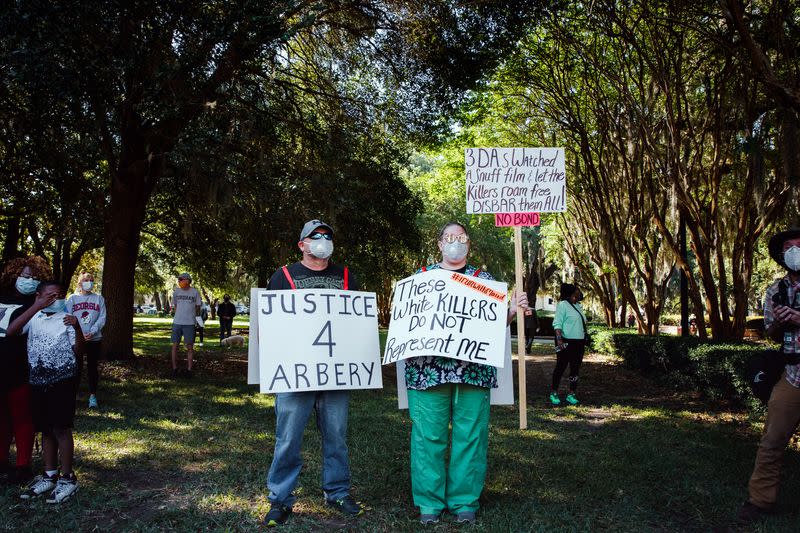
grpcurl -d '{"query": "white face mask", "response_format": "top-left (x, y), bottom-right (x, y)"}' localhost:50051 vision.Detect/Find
top-left (307, 239), bottom-right (334, 259)
top-left (442, 241), bottom-right (468, 262)
top-left (784, 246), bottom-right (800, 271)
top-left (81, 281), bottom-right (94, 291)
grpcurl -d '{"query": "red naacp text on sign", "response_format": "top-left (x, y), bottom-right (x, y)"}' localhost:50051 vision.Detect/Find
top-left (494, 212), bottom-right (541, 227)
top-left (450, 273), bottom-right (506, 302)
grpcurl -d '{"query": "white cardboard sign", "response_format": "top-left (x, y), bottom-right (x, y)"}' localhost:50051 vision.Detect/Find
top-left (248, 288), bottom-right (383, 394)
top-left (383, 269), bottom-right (508, 368)
top-left (465, 147), bottom-right (566, 214)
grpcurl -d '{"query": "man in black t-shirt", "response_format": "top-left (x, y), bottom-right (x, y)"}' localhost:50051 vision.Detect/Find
top-left (262, 219), bottom-right (363, 527)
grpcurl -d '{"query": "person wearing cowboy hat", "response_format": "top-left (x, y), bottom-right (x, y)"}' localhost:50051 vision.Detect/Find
top-left (738, 228), bottom-right (800, 523)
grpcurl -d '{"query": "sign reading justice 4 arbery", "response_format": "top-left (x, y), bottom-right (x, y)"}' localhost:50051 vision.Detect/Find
top-left (256, 289), bottom-right (383, 394)
top-left (383, 269), bottom-right (508, 368)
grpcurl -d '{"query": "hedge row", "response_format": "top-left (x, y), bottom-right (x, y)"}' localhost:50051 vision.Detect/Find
top-left (589, 329), bottom-right (765, 410)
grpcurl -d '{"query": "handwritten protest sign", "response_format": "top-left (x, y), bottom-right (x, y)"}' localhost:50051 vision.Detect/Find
top-left (248, 288), bottom-right (382, 394)
top-left (465, 147), bottom-right (566, 214)
top-left (383, 269), bottom-right (508, 368)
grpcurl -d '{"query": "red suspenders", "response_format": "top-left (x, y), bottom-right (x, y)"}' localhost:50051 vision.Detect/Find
top-left (281, 265), bottom-right (349, 290)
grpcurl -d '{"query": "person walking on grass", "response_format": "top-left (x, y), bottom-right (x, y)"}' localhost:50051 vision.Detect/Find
top-left (550, 283), bottom-right (588, 406)
top-left (170, 273), bottom-right (201, 378)
top-left (7, 280), bottom-right (86, 503)
top-left (217, 294), bottom-right (236, 341)
top-left (67, 272), bottom-right (106, 408)
top-left (405, 221), bottom-right (527, 526)
top-left (738, 228), bottom-right (800, 523)
top-left (0, 256), bottom-right (52, 486)
top-left (262, 219), bottom-right (364, 527)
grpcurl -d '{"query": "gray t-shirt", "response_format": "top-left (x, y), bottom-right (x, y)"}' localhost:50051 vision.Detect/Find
top-left (172, 287), bottom-right (201, 325)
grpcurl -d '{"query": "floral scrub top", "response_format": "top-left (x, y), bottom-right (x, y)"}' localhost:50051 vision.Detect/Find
top-left (404, 264), bottom-right (499, 390)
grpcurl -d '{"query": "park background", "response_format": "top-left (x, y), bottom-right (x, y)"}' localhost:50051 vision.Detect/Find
top-left (1, 1), bottom-right (799, 531)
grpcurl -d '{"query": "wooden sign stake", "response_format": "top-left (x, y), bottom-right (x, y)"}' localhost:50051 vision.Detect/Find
top-left (513, 226), bottom-right (527, 430)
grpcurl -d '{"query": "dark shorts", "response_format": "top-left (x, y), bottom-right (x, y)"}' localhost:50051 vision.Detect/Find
top-left (31, 378), bottom-right (77, 432)
top-left (171, 324), bottom-right (196, 344)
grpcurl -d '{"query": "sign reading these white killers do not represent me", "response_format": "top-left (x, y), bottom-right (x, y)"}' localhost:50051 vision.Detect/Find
top-left (383, 269), bottom-right (508, 368)
top-left (246, 288), bottom-right (383, 394)
top-left (465, 147), bottom-right (567, 214)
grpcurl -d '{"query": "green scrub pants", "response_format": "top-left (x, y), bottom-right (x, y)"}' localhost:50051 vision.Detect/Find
top-left (407, 383), bottom-right (490, 515)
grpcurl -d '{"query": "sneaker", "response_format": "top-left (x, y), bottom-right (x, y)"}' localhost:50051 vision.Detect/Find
top-left (171, 368), bottom-right (179, 379)
top-left (549, 392), bottom-right (561, 406)
top-left (8, 465), bottom-right (34, 485)
top-left (46, 473), bottom-right (78, 504)
top-left (198, 342), bottom-right (204, 347)
top-left (454, 510), bottom-right (476, 524)
top-left (326, 495), bottom-right (364, 516)
top-left (20, 472), bottom-right (58, 499)
top-left (419, 513), bottom-right (441, 525)
top-left (263, 503), bottom-right (292, 526)
top-left (88, 395), bottom-right (98, 408)
top-left (566, 393), bottom-right (579, 406)
top-left (185, 369), bottom-right (193, 379)
top-left (737, 501), bottom-right (769, 523)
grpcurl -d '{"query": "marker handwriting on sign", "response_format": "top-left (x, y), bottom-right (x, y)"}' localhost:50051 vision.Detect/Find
top-left (383, 270), bottom-right (508, 367)
top-left (261, 292), bottom-right (376, 317)
top-left (465, 147), bottom-right (567, 214)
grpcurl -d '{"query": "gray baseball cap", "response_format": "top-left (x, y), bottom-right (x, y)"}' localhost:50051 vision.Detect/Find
top-left (178, 272), bottom-right (192, 281)
top-left (299, 219), bottom-right (334, 240)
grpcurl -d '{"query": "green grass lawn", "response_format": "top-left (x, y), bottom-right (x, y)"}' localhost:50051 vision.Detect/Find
top-left (1, 318), bottom-right (798, 531)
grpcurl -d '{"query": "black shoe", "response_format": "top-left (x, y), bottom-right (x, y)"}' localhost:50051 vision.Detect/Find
top-left (185, 369), bottom-right (193, 379)
top-left (737, 501), bottom-right (769, 523)
top-left (263, 504), bottom-right (292, 526)
top-left (171, 368), bottom-right (179, 379)
top-left (326, 495), bottom-right (364, 516)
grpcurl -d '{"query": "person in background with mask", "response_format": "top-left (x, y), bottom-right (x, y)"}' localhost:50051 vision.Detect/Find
top-left (0, 256), bottom-right (51, 485)
top-left (170, 273), bottom-right (202, 378)
top-left (217, 294), bottom-right (236, 341)
top-left (550, 283), bottom-right (588, 406)
top-left (405, 222), bottom-right (527, 526)
top-left (738, 228), bottom-right (800, 523)
top-left (262, 219), bottom-right (364, 527)
top-left (66, 272), bottom-right (106, 408)
top-left (7, 280), bottom-right (86, 503)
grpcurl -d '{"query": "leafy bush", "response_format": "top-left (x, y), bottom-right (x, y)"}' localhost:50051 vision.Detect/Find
top-left (594, 330), bottom-right (764, 409)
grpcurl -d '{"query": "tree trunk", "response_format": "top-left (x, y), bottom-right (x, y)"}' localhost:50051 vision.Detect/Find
top-left (100, 128), bottom-right (160, 359)
top-left (1, 214), bottom-right (21, 262)
top-left (153, 291), bottom-right (162, 311)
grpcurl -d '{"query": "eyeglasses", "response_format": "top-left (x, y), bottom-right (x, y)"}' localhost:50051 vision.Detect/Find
top-left (441, 233), bottom-right (469, 244)
top-left (307, 233), bottom-right (333, 241)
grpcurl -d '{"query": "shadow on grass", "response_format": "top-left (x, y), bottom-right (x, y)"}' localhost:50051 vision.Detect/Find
top-left (2, 327), bottom-right (799, 531)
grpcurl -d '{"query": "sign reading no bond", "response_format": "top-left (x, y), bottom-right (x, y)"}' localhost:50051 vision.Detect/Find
top-left (465, 147), bottom-right (566, 214)
top-left (254, 289), bottom-right (383, 394)
top-left (383, 269), bottom-right (508, 368)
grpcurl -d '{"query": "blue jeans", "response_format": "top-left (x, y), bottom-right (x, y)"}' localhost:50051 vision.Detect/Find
top-left (267, 390), bottom-right (351, 507)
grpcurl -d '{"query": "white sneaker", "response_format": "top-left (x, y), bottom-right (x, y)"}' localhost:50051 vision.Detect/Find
top-left (20, 473), bottom-right (58, 499)
top-left (46, 474), bottom-right (79, 504)
top-left (198, 342), bottom-right (204, 346)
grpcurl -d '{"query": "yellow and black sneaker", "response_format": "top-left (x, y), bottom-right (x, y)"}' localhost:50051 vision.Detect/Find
top-left (263, 503), bottom-right (292, 527)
